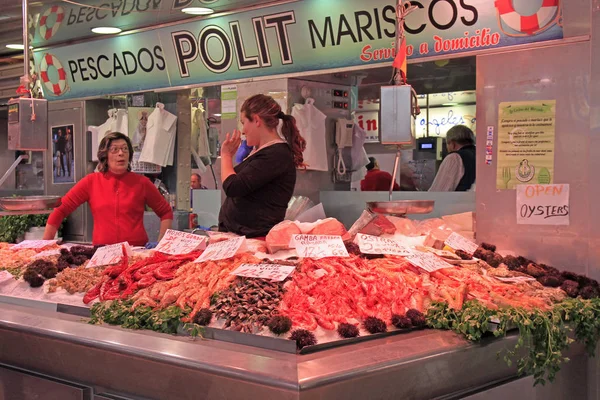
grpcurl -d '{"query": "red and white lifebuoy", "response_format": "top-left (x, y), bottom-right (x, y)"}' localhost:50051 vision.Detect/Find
top-left (495, 0), bottom-right (559, 35)
top-left (39, 53), bottom-right (68, 97)
top-left (38, 5), bottom-right (64, 41)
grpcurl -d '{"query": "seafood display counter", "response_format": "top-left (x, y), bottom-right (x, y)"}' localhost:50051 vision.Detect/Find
top-left (0, 301), bottom-right (591, 400)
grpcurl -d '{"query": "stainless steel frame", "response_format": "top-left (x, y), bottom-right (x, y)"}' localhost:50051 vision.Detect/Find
top-left (0, 301), bottom-right (592, 400)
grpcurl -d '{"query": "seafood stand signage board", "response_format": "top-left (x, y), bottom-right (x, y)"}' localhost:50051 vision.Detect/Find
top-left (87, 242), bottom-right (132, 269)
top-left (516, 184), bottom-right (570, 226)
top-left (406, 251), bottom-right (454, 273)
top-left (195, 236), bottom-right (247, 262)
top-left (292, 235), bottom-right (349, 259)
top-left (355, 234), bottom-right (411, 256)
top-left (230, 263), bottom-right (296, 282)
top-left (445, 233), bottom-right (479, 255)
top-left (33, 0), bottom-right (564, 100)
top-left (12, 240), bottom-right (58, 250)
top-left (155, 229), bottom-right (208, 255)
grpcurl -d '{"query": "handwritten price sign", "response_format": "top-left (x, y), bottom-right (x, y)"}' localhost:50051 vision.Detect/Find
top-left (445, 232), bottom-right (479, 255)
top-left (405, 250), bottom-right (454, 273)
top-left (356, 234), bottom-right (411, 256)
top-left (195, 236), bottom-right (247, 262)
top-left (88, 242), bottom-right (132, 269)
top-left (155, 229), bottom-right (208, 255)
top-left (292, 235), bottom-right (349, 259)
top-left (517, 184), bottom-right (569, 225)
top-left (32, 248), bottom-right (62, 259)
top-left (12, 240), bottom-right (58, 250)
top-left (231, 263), bottom-right (296, 282)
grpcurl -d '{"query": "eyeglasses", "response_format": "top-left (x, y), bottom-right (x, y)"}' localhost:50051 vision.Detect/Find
top-left (108, 146), bottom-right (130, 154)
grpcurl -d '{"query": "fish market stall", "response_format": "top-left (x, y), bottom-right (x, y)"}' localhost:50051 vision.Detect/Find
top-left (0, 208), bottom-right (598, 399)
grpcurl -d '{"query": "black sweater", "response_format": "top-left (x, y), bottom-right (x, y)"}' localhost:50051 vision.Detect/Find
top-left (218, 143), bottom-right (296, 238)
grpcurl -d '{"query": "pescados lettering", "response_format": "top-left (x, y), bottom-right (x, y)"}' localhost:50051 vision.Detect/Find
top-left (172, 11), bottom-right (295, 77)
top-left (172, 0), bottom-right (217, 9)
top-left (66, 0), bottom-right (161, 25)
top-left (67, 46), bottom-right (166, 82)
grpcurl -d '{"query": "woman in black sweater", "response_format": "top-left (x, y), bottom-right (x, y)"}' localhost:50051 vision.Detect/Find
top-left (218, 94), bottom-right (306, 238)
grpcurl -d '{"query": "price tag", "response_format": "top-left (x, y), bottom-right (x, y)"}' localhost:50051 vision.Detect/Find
top-left (230, 263), bottom-right (296, 282)
top-left (445, 232), bottom-right (479, 255)
top-left (87, 242), bottom-right (132, 269)
top-left (154, 229), bottom-right (208, 255)
top-left (32, 249), bottom-right (62, 259)
top-left (292, 235), bottom-right (349, 259)
top-left (12, 240), bottom-right (58, 250)
top-left (496, 276), bottom-right (537, 284)
top-left (405, 250), bottom-right (454, 273)
top-left (195, 236), bottom-right (247, 262)
top-left (355, 234), bottom-right (411, 256)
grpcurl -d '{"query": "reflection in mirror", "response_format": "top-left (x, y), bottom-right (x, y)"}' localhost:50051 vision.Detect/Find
top-left (301, 57), bottom-right (476, 192)
top-left (190, 87), bottom-right (220, 191)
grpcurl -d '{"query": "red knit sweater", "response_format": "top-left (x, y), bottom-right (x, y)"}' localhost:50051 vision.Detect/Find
top-left (360, 169), bottom-right (400, 191)
top-left (48, 171), bottom-right (173, 246)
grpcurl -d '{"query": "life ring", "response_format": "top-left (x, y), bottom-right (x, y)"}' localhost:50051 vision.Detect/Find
top-left (494, 0), bottom-right (559, 36)
top-left (39, 53), bottom-right (68, 96)
top-left (38, 5), bottom-right (64, 41)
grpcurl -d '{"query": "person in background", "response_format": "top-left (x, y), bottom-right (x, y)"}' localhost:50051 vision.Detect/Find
top-left (43, 132), bottom-right (173, 246)
top-left (218, 94), bottom-right (306, 237)
top-left (361, 157), bottom-right (401, 191)
top-left (429, 125), bottom-right (476, 192)
top-left (65, 127), bottom-right (73, 177)
top-left (191, 173), bottom-right (208, 190)
top-left (53, 129), bottom-right (67, 177)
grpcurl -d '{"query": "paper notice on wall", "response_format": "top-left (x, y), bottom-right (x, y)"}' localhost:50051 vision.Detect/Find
top-left (516, 184), bottom-right (569, 225)
top-left (496, 100), bottom-right (556, 189)
top-left (221, 85), bottom-right (237, 120)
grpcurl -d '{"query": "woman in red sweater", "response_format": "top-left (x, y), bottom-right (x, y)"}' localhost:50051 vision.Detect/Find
top-left (43, 132), bottom-right (173, 246)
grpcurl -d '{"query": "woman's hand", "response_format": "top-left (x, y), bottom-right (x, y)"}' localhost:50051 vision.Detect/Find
top-left (221, 129), bottom-right (242, 158)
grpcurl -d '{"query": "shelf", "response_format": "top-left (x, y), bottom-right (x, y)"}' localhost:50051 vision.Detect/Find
top-left (0, 209), bottom-right (52, 216)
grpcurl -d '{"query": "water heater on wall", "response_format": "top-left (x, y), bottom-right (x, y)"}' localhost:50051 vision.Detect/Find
top-left (379, 85), bottom-right (416, 147)
top-left (7, 98), bottom-right (48, 151)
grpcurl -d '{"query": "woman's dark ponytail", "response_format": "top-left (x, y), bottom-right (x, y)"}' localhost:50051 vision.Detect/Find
top-left (281, 114), bottom-right (306, 168)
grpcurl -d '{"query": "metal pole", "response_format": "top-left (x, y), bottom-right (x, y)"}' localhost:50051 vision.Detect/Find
top-left (389, 147), bottom-right (401, 201)
top-left (22, 0), bottom-right (29, 80)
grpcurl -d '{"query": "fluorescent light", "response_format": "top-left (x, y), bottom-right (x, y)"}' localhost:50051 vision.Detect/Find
top-left (182, 7), bottom-right (214, 15)
top-left (6, 44), bottom-right (32, 50)
top-left (442, 102), bottom-right (458, 106)
top-left (213, 113), bottom-right (222, 117)
top-left (91, 27), bottom-right (122, 34)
